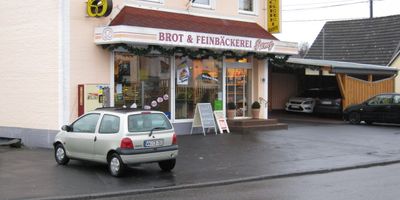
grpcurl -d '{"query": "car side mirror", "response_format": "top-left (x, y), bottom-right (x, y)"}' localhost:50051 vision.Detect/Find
top-left (61, 125), bottom-right (72, 132)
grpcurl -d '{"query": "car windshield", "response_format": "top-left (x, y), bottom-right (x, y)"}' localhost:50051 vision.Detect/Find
top-left (128, 113), bottom-right (172, 132)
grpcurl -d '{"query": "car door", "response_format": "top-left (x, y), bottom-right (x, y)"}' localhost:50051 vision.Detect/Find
top-left (64, 113), bottom-right (100, 160)
top-left (361, 95), bottom-right (392, 123)
top-left (93, 114), bottom-right (121, 162)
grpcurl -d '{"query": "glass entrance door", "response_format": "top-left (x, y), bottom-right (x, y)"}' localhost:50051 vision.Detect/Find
top-left (226, 68), bottom-right (251, 118)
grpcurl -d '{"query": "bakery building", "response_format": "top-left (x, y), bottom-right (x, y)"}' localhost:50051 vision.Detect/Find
top-left (0, 0), bottom-right (297, 148)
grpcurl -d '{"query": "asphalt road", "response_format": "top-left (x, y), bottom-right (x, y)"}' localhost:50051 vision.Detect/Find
top-left (102, 163), bottom-right (400, 200)
top-left (2, 120), bottom-right (400, 200)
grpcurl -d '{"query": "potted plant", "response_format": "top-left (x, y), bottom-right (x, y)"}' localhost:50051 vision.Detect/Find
top-left (227, 102), bottom-right (236, 119)
top-left (251, 101), bottom-right (261, 119)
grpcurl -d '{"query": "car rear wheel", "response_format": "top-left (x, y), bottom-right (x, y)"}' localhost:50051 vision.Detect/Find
top-left (55, 143), bottom-right (70, 165)
top-left (108, 153), bottom-right (126, 177)
top-left (349, 112), bottom-right (361, 124)
top-left (158, 159), bottom-right (176, 172)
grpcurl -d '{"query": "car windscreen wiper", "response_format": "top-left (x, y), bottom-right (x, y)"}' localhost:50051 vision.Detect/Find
top-left (149, 127), bottom-right (165, 137)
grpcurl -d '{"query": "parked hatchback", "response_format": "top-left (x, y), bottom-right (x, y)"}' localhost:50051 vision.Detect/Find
top-left (53, 108), bottom-right (178, 177)
top-left (343, 93), bottom-right (400, 125)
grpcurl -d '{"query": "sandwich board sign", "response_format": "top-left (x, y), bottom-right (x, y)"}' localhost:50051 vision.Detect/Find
top-left (190, 103), bottom-right (217, 136)
top-left (213, 110), bottom-right (230, 134)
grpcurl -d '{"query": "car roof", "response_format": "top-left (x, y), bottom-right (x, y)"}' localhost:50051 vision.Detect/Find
top-left (94, 107), bottom-right (163, 114)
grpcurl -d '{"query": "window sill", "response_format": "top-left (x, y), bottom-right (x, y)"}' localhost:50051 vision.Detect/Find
top-left (238, 10), bottom-right (258, 16)
top-left (138, 0), bottom-right (164, 4)
top-left (192, 4), bottom-right (214, 10)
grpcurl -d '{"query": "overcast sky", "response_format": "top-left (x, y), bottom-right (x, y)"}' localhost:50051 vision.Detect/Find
top-left (274, 0), bottom-right (400, 46)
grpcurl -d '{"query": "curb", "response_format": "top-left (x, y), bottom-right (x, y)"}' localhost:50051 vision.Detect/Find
top-left (29, 158), bottom-right (400, 200)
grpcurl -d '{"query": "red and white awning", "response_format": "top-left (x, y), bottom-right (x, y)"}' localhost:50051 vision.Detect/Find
top-left (94, 6), bottom-right (298, 55)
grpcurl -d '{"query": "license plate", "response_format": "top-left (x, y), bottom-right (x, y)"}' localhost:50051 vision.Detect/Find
top-left (291, 105), bottom-right (300, 108)
top-left (144, 139), bottom-right (164, 147)
top-left (321, 101), bottom-right (331, 105)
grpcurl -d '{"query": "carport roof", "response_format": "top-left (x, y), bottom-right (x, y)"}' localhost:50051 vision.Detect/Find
top-left (287, 58), bottom-right (398, 75)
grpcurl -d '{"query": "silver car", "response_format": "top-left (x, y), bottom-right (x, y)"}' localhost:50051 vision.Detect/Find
top-left (53, 108), bottom-right (178, 177)
top-left (285, 97), bottom-right (315, 113)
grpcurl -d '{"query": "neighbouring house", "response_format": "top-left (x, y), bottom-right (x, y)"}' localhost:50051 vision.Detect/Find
top-left (389, 51), bottom-right (400, 92)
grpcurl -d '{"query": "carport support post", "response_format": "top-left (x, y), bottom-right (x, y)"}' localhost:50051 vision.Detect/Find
top-left (336, 74), bottom-right (346, 110)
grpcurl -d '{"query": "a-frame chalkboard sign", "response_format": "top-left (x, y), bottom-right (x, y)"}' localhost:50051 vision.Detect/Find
top-left (190, 103), bottom-right (217, 136)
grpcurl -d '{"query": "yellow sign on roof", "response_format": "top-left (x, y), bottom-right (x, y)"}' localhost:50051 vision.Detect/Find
top-left (267, 0), bottom-right (281, 33)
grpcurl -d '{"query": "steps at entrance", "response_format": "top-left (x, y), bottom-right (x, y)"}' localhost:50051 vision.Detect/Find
top-left (227, 118), bottom-right (288, 133)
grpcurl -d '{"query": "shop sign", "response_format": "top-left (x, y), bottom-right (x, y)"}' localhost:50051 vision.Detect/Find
top-left (158, 32), bottom-right (275, 52)
top-left (87, 0), bottom-right (113, 17)
top-left (267, 0), bottom-right (281, 33)
top-left (94, 26), bottom-right (299, 55)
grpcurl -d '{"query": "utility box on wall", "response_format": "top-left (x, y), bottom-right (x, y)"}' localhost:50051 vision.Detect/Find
top-left (78, 84), bottom-right (110, 116)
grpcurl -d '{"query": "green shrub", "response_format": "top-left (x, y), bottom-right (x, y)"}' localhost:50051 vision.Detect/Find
top-left (251, 101), bottom-right (261, 109)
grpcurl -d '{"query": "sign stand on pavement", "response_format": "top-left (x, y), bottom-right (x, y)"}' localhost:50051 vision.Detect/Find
top-left (214, 110), bottom-right (230, 134)
top-left (190, 103), bottom-right (217, 136)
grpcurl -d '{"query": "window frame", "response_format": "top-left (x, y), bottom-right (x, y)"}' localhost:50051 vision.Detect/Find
top-left (128, 113), bottom-right (173, 133)
top-left (138, 0), bottom-right (164, 4)
top-left (70, 113), bottom-right (101, 134)
top-left (192, 0), bottom-right (214, 9)
top-left (238, 0), bottom-right (258, 15)
top-left (367, 94), bottom-right (394, 106)
top-left (98, 114), bottom-right (121, 134)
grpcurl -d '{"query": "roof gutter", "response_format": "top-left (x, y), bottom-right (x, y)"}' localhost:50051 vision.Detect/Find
top-left (287, 58), bottom-right (398, 75)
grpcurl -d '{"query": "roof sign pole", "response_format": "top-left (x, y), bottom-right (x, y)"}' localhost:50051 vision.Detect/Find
top-left (370, 0), bottom-right (373, 18)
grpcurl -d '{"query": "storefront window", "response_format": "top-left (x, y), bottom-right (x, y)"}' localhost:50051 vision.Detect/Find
top-left (175, 57), bottom-right (223, 119)
top-left (114, 52), bottom-right (171, 117)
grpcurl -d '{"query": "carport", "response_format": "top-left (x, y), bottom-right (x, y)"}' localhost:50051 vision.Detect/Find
top-left (284, 58), bottom-right (398, 110)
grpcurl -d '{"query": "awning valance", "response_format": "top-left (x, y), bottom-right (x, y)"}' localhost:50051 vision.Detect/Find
top-left (94, 6), bottom-right (298, 55)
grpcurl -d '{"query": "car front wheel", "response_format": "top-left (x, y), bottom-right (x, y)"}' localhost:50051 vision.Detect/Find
top-left (348, 112), bottom-right (361, 124)
top-left (55, 143), bottom-right (70, 165)
top-left (158, 159), bottom-right (176, 172)
top-left (108, 153), bottom-right (126, 177)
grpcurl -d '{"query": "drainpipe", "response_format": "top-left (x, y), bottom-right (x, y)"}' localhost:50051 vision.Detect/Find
top-left (59, 0), bottom-right (70, 127)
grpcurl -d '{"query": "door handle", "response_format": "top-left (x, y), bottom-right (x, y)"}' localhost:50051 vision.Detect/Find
top-left (94, 136), bottom-right (97, 142)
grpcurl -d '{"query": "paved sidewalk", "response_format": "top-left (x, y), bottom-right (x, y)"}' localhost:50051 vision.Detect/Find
top-left (2, 121), bottom-right (400, 200)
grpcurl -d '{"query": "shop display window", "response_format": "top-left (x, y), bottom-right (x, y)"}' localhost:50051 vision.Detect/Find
top-left (114, 52), bottom-right (171, 117)
top-left (175, 57), bottom-right (223, 119)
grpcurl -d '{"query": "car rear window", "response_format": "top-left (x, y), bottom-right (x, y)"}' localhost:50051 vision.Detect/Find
top-left (128, 113), bottom-right (172, 132)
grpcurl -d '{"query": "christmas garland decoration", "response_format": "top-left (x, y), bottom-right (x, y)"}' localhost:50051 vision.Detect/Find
top-left (102, 44), bottom-right (288, 62)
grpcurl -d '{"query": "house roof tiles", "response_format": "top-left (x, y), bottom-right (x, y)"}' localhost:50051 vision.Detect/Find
top-left (110, 6), bottom-right (277, 40)
top-left (305, 15), bottom-right (400, 65)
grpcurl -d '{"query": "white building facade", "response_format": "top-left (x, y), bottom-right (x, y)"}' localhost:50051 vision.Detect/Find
top-left (0, 0), bottom-right (297, 148)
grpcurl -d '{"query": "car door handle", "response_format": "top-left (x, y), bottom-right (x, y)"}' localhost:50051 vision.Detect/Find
top-left (94, 136), bottom-right (97, 142)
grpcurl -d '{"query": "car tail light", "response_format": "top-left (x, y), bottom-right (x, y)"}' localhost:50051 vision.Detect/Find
top-left (120, 137), bottom-right (134, 149)
top-left (172, 133), bottom-right (177, 145)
